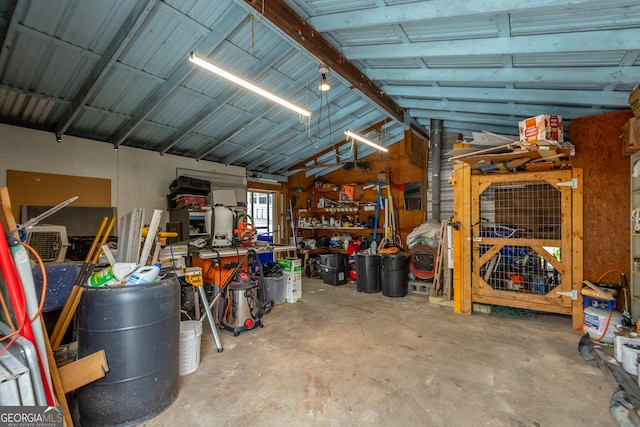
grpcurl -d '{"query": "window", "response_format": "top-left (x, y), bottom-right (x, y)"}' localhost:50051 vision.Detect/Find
top-left (247, 191), bottom-right (275, 237)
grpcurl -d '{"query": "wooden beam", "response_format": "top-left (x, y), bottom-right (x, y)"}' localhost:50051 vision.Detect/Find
top-left (58, 350), bottom-right (109, 393)
top-left (243, 0), bottom-right (427, 137)
top-left (288, 119), bottom-right (390, 171)
top-left (293, 155), bottom-right (417, 171)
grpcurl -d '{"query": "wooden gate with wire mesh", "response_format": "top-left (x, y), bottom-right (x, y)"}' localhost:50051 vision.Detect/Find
top-left (453, 167), bottom-right (584, 329)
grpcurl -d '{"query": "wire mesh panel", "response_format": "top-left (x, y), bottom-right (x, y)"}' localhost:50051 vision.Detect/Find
top-left (454, 166), bottom-right (582, 319)
top-left (475, 180), bottom-right (563, 296)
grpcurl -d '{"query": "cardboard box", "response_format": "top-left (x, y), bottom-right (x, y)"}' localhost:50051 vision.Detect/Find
top-left (518, 115), bottom-right (563, 144)
top-left (630, 84), bottom-right (640, 118)
top-left (622, 117), bottom-right (640, 156)
top-left (277, 258), bottom-right (302, 303)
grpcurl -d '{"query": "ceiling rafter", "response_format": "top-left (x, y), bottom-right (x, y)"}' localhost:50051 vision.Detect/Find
top-left (272, 109), bottom-right (398, 173)
top-left (397, 98), bottom-right (614, 119)
top-left (222, 94), bottom-right (365, 165)
top-left (365, 66), bottom-right (640, 85)
top-left (54, 0), bottom-right (157, 140)
top-left (110, 6), bottom-right (248, 148)
top-left (259, 108), bottom-right (384, 174)
top-left (287, 118), bottom-right (390, 171)
top-left (382, 85), bottom-right (629, 107)
top-left (343, 29), bottom-right (640, 60)
top-left (308, 0), bottom-right (601, 31)
top-left (163, 43), bottom-right (292, 156)
top-left (0, 1), bottom-right (26, 82)
top-left (241, 0), bottom-right (428, 138)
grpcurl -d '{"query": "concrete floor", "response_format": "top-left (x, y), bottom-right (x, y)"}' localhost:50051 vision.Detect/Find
top-left (143, 278), bottom-right (617, 427)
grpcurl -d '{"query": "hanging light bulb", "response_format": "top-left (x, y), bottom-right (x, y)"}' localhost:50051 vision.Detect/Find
top-left (318, 66), bottom-right (330, 92)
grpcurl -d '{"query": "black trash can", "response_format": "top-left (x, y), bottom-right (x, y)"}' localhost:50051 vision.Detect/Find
top-left (355, 253), bottom-right (381, 293)
top-left (76, 279), bottom-right (180, 427)
top-left (320, 253), bottom-right (348, 286)
top-left (381, 253), bottom-right (410, 297)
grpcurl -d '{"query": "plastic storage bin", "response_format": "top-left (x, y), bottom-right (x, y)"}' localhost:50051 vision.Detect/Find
top-left (258, 275), bottom-right (286, 305)
top-left (322, 266), bottom-right (347, 286)
top-left (320, 253), bottom-right (348, 286)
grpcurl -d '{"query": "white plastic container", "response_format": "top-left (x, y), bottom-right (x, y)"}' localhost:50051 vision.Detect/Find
top-left (615, 331), bottom-right (640, 362)
top-left (179, 320), bottom-right (203, 376)
top-left (124, 264), bottom-right (161, 286)
top-left (583, 307), bottom-right (623, 344)
top-left (87, 262), bottom-right (138, 287)
top-left (622, 343), bottom-right (640, 375)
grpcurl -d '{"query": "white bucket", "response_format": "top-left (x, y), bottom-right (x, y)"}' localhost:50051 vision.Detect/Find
top-left (583, 307), bottom-right (623, 344)
top-left (614, 332), bottom-right (640, 362)
top-left (622, 343), bottom-right (640, 375)
top-left (179, 320), bottom-right (203, 376)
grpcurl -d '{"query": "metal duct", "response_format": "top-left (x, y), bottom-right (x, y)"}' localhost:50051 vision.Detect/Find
top-left (430, 119), bottom-right (443, 221)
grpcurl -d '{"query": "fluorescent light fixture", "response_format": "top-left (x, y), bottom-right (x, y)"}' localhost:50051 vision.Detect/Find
top-left (345, 129), bottom-right (388, 152)
top-left (189, 52), bottom-right (311, 117)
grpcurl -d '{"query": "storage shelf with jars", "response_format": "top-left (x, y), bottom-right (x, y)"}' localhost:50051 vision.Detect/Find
top-left (294, 184), bottom-right (381, 220)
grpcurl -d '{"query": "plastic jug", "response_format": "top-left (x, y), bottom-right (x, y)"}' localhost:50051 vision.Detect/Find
top-left (125, 264), bottom-right (161, 286)
top-left (88, 262), bottom-right (138, 287)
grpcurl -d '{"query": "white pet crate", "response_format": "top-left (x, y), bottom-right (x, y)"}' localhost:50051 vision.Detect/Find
top-left (26, 225), bottom-right (69, 263)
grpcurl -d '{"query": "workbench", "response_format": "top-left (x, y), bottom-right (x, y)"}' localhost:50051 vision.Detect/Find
top-left (195, 243), bottom-right (297, 260)
top-left (192, 243), bottom-right (297, 285)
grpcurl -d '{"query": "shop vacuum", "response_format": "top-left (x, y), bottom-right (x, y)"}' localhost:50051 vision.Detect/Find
top-left (217, 265), bottom-right (274, 336)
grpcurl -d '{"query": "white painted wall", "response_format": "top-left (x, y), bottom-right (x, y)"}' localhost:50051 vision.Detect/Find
top-left (0, 124), bottom-right (246, 225)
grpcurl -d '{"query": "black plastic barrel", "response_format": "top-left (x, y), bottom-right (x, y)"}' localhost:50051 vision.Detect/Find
top-left (76, 279), bottom-right (180, 427)
top-left (355, 253), bottom-right (381, 293)
top-left (381, 253), bottom-right (410, 297)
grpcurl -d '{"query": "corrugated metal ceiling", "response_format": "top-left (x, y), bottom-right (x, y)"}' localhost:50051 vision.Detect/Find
top-left (0, 0), bottom-right (638, 180)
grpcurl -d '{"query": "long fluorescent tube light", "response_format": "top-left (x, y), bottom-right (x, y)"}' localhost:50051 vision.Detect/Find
top-left (345, 129), bottom-right (388, 152)
top-left (189, 52), bottom-right (311, 117)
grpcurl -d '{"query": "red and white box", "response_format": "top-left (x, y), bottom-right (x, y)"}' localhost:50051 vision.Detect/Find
top-left (175, 194), bottom-right (208, 208)
top-left (519, 115), bottom-right (563, 145)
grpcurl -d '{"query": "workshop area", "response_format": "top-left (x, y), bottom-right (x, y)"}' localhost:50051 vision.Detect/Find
top-left (0, 1), bottom-right (639, 426)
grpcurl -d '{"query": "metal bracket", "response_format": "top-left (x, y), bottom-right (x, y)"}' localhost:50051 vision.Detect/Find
top-left (556, 178), bottom-right (578, 189)
top-left (467, 237), bottom-right (482, 242)
top-left (556, 290), bottom-right (578, 300)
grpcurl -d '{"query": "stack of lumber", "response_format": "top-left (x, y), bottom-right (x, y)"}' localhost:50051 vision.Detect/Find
top-left (448, 132), bottom-right (574, 174)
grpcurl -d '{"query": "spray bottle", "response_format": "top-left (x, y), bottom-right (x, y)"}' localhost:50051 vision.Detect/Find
top-left (87, 262), bottom-right (138, 287)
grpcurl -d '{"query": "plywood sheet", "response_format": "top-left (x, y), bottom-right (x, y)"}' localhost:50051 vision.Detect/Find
top-left (570, 110), bottom-right (633, 281)
top-left (7, 170), bottom-right (111, 221)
